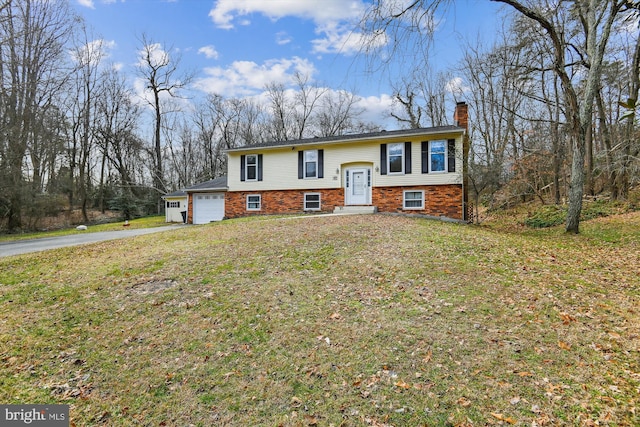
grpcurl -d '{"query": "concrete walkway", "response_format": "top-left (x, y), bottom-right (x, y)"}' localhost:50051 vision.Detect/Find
top-left (0, 225), bottom-right (183, 257)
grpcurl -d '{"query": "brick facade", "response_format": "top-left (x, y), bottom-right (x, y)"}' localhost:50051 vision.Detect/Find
top-left (373, 184), bottom-right (463, 219)
top-left (224, 184), bottom-right (463, 220)
top-left (187, 194), bottom-right (193, 224)
top-left (225, 188), bottom-right (345, 218)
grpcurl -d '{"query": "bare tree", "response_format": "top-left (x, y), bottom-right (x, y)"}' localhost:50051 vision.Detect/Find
top-left (316, 89), bottom-right (366, 136)
top-left (390, 76), bottom-right (423, 129)
top-left (364, 0), bottom-right (631, 232)
top-left (136, 33), bottom-right (193, 195)
top-left (389, 68), bottom-right (449, 129)
top-left (94, 68), bottom-right (143, 219)
top-left (494, 0), bottom-right (630, 233)
top-left (265, 81), bottom-right (294, 141)
top-left (0, 0), bottom-right (75, 231)
top-left (66, 25), bottom-right (108, 222)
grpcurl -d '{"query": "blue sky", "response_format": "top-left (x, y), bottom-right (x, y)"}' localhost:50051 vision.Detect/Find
top-left (72, 0), bottom-right (505, 128)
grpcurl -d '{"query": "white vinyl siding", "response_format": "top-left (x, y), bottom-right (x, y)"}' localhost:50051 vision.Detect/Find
top-left (165, 197), bottom-right (188, 223)
top-left (227, 136), bottom-right (463, 191)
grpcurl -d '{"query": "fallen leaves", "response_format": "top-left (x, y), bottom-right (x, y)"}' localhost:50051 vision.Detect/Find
top-left (559, 312), bottom-right (576, 324)
top-left (557, 341), bottom-right (572, 351)
top-left (491, 412), bottom-right (517, 424)
top-left (394, 380), bottom-right (411, 389)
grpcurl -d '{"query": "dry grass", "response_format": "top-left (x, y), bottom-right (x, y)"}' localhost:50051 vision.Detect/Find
top-left (0, 213), bottom-right (638, 426)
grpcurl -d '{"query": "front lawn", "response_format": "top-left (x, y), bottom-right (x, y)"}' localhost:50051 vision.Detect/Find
top-left (0, 214), bottom-right (638, 426)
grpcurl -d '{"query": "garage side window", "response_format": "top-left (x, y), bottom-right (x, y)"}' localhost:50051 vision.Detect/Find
top-left (247, 194), bottom-right (261, 211)
top-left (167, 201), bottom-right (180, 208)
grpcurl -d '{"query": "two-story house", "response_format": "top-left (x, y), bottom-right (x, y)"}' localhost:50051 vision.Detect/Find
top-left (219, 102), bottom-right (469, 221)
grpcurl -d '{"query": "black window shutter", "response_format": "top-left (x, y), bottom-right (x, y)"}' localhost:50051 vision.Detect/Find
top-left (257, 154), bottom-right (263, 181)
top-left (240, 155), bottom-right (246, 181)
top-left (404, 141), bottom-right (412, 174)
top-left (298, 151), bottom-right (304, 179)
top-left (380, 144), bottom-right (387, 175)
top-left (421, 142), bottom-right (429, 173)
top-left (447, 139), bottom-right (456, 172)
top-left (318, 149), bottom-right (324, 178)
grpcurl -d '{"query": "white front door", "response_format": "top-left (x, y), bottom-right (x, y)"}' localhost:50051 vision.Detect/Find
top-left (345, 168), bottom-right (371, 205)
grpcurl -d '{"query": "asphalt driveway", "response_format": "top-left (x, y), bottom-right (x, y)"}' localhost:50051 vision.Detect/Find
top-left (0, 225), bottom-right (183, 257)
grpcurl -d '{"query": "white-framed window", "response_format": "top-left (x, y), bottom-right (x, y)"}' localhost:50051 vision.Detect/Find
top-left (167, 201), bottom-right (180, 208)
top-left (304, 193), bottom-right (321, 211)
top-left (388, 143), bottom-right (404, 174)
top-left (304, 150), bottom-right (318, 178)
top-left (429, 140), bottom-right (446, 173)
top-left (247, 194), bottom-right (261, 211)
top-left (403, 190), bottom-right (424, 209)
top-left (245, 154), bottom-right (258, 181)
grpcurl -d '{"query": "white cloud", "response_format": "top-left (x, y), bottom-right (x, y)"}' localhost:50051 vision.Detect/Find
top-left (198, 45), bottom-right (219, 59)
top-left (70, 39), bottom-right (116, 65)
top-left (209, 0), bottom-right (365, 29)
top-left (194, 57), bottom-right (317, 97)
top-left (209, 0), bottom-right (369, 55)
top-left (356, 93), bottom-right (396, 128)
top-left (77, 0), bottom-right (95, 9)
top-left (276, 31), bottom-right (292, 46)
top-left (445, 77), bottom-right (469, 97)
top-left (311, 21), bottom-right (387, 55)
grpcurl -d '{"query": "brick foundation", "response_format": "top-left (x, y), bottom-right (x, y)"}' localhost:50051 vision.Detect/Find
top-left (224, 184), bottom-right (463, 220)
top-left (373, 184), bottom-right (463, 219)
top-left (225, 188), bottom-right (344, 218)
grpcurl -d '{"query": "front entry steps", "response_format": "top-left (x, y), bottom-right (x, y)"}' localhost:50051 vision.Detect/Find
top-left (333, 206), bottom-right (377, 215)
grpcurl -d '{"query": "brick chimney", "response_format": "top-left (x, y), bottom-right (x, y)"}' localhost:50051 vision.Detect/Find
top-left (453, 102), bottom-right (468, 129)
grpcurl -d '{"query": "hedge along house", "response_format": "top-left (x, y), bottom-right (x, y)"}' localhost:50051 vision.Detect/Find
top-left (224, 102), bottom-right (470, 221)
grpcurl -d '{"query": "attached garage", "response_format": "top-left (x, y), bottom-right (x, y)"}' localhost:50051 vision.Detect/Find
top-left (185, 176), bottom-right (228, 224)
top-left (193, 192), bottom-right (225, 224)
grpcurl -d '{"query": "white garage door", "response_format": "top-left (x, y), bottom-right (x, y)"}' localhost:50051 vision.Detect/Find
top-left (193, 193), bottom-right (225, 224)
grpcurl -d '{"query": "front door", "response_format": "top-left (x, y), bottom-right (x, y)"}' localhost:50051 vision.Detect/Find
top-left (345, 168), bottom-right (371, 205)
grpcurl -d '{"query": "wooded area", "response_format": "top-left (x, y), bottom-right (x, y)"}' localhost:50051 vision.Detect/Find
top-left (0, 0), bottom-right (638, 233)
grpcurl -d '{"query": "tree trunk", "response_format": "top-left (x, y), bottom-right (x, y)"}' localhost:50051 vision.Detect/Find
top-left (154, 88), bottom-right (163, 193)
top-left (584, 120), bottom-right (593, 196)
top-left (566, 135), bottom-right (586, 233)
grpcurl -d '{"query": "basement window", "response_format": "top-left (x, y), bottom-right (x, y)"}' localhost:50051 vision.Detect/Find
top-left (403, 191), bottom-right (424, 210)
top-left (304, 193), bottom-right (321, 211)
top-left (247, 194), bottom-right (261, 211)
